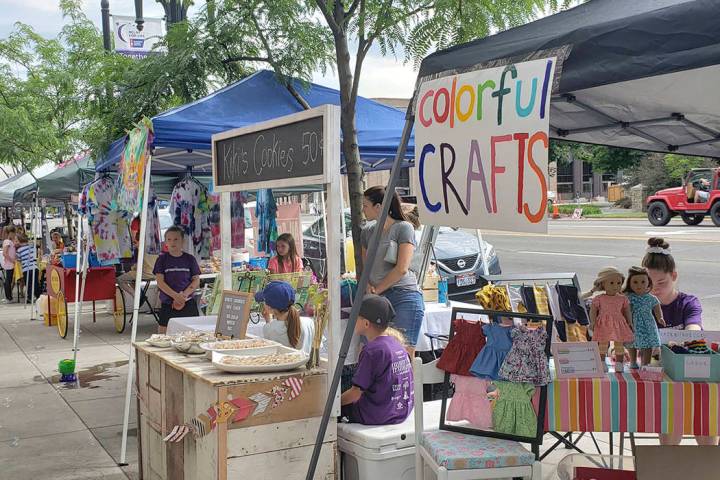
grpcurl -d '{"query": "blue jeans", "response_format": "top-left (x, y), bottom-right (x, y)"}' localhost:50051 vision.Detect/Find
top-left (382, 288), bottom-right (425, 347)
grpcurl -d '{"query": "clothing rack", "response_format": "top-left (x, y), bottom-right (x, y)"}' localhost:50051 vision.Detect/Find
top-left (438, 307), bottom-right (554, 459)
top-left (483, 272), bottom-right (590, 324)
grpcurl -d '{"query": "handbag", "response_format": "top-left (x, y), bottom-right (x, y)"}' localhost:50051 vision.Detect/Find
top-left (384, 240), bottom-right (398, 264)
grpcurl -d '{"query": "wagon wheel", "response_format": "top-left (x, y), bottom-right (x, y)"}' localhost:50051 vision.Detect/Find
top-left (56, 292), bottom-right (68, 338)
top-left (113, 286), bottom-right (126, 334)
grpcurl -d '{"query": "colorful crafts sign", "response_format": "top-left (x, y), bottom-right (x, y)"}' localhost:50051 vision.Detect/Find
top-left (116, 120), bottom-right (152, 213)
top-left (414, 58), bottom-right (556, 233)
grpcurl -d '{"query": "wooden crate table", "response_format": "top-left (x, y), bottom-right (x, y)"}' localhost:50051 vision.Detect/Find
top-left (134, 342), bottom-right (336, 480)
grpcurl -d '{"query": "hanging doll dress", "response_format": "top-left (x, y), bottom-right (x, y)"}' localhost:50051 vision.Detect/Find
top-left (437, 319), bottom-right (486, 376)
top-left (627, 293), bottom-right (661, 348)
top-left (591, 294), bottom-right (634, 343)
top-left (492, 381), bottom-right (537, 437)
top-left (498, 326), bottom-right (551, 386)
top-left (469, 323), bottom-right (513, 380)
top-left (446, 375), bottom-right (493, 429)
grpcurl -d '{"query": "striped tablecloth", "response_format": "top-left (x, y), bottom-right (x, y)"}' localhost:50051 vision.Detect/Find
top-left (544, 372), bottom-right (720, 435)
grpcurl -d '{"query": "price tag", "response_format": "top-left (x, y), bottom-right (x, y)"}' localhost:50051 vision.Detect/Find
top-left (552, 342), bottom-right (605, 378)
top-left (684, 356), bottom-right (711, 379)
top-left (215, 290), bottom-right (252, 338)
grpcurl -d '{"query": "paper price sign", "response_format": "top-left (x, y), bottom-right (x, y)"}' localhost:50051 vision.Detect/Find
top-left (552, 342), bottom-right (605, 379)
top-left (684, 356), bottom-right (711, 379)
top-left (216, 291), bottom-right (252, 339)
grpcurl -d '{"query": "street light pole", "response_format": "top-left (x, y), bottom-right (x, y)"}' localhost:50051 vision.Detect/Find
top-left (134, 0), bottom-right (145, 31)
top-left (100, 0), bottom-right (111, 51)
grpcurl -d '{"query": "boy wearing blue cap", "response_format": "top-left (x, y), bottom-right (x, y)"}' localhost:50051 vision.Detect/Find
top-left (341, 294), bottom-right (414, 425)
top-left (255, 281), bottom-right (315, 354)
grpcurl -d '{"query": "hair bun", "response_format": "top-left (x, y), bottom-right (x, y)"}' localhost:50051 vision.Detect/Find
top-left (648, 237), bottom-right (669, 250)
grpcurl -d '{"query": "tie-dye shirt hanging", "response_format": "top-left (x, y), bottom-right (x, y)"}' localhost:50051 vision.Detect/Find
top-left (116, 122), bottom-right (152, 213)
top-left (255, 189), bottom-right (277, 255)
top-left (79, 176), bottom-right (132, 265)
top-left (169, 177), bottom-right (211, 259)
top-left (145, 187), bottom-right (161, 254)
top-left (208, 192), bottom-right (246, 254)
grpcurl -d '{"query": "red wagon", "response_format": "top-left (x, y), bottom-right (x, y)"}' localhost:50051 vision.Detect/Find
top-left (45, 264), bottom-right (127, 338)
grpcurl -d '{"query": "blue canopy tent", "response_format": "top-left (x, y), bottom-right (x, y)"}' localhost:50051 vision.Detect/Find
top-left (96, 69), bottom-right (414, 174)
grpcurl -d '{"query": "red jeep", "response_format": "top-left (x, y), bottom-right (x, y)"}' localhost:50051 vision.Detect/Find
top-left (646, 168), bottom-right (720, 226)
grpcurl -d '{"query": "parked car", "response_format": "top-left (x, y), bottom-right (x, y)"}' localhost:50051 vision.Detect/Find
top-left (302, 212), bottom-right (501, 300)
top-left (646, 167), bottom-right (720, 226)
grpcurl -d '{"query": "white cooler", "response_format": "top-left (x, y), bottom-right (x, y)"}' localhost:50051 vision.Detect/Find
top-left (338, 400), bottom-right (443, 480)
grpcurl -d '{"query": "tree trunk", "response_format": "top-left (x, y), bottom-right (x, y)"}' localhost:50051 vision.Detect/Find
top-left (334, 32), bottom-right (365, 276)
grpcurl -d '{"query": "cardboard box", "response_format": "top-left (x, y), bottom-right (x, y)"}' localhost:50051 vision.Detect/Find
top-left (660, 345), bottom-right (720, 382)
top-left (422, 288), bottom-right (438, 303)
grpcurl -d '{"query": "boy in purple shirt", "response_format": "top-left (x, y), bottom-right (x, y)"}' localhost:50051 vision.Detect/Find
top-left (153, 226), bottom-right (200, 333)
top-left (341, 294), bottom-right (414, 425)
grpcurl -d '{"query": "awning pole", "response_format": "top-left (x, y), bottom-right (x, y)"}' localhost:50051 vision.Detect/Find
top-left (305, 108), bottom-right (416, 479)
top-left (119, 154), bottom-right (153, 466)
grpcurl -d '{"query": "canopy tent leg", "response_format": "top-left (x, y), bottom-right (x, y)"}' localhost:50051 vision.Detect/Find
top-left (305, 110), bottom-right (416, 479)
top-left (72, 211), bottom-right (85, 360)
top-left (74, 226), bottom-right (90, 364)
top-left (119, 154), bottom-right (153, 466)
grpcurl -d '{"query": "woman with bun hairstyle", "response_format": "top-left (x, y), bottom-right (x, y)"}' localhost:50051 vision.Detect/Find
top-left (642, 237), bottom-right (718, 446)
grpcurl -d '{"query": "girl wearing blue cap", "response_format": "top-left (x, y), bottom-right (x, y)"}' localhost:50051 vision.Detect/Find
top-left (255, 281), bottom-right (315, 354)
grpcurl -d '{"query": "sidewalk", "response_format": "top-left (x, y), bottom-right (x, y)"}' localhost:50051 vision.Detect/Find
top-left (0, 300), bottom-right (662, 479)
top-left (0, 300), bottom-right (156, 480)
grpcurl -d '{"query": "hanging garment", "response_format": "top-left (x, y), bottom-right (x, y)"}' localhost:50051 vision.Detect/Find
top-left (208, 191), bottom-right (246, 255)
top-left (475, 284), bottom-right (511, 311)
top-left (469, 323), bottom-right (513, 380)
top-left (533, 285), bottom-right (550, 315)
top-left (446, 375), bottom-right (493, 429)
top-left (437, 319), bottom-right (486, 376)
top-left (507, 286), bottom-right (528, 313)
top-left (208, 193), bottom-right (221, 254)
top-left (556, 284), bottom-right (590, 325)
top-left (545, 285), bottom-right (568, 342)
top-left (144, 187), bottom-right (161, 254)
top-left (80, 176), bottom-right (132, 266)
top-left (255, 189), bottom-right (278, 255)
top-left (521, 286), bottom-right (539, 314)
top-left (169, 177), bottom-right (211, 259)
top-left (498, 326), bottom-right (550, 386)
top-left (492, 381), bottom-right (538, 437)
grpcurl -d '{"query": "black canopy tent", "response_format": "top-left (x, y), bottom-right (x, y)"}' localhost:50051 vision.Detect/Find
top-left (419, 0), bottom-right (720, 158)
top-left (306, 0), bottom-right (720, 477)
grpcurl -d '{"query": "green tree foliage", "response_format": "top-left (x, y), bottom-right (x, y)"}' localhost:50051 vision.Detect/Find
top-left (549, 140), bottom-right (645, 172)
top-left (628, 153), bottom-right (718, 195)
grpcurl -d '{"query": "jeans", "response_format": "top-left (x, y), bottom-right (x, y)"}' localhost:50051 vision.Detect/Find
top-left (23, 268), bottom-right (40, 302)
top-left (382, 288), bottom-right (425, 347)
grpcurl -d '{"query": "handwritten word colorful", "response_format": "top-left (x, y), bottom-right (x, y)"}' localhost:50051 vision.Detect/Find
top-left (414, 58), bottom-right (556, 233)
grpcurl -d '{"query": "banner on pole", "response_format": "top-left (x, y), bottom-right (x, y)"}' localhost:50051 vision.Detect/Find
top-left (112, 15), bottom-right (166, 59)
top-left (413, 58), bottom-right (556, 233)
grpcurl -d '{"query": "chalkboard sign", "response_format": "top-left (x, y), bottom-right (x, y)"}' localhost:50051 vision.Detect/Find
top-left (213, 113), bottom-right (324, 189)
top-left (215, 290), bottom-right (253, 339)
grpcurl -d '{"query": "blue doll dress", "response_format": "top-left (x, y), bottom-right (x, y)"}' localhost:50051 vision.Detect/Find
top-left (470, 323), bottom-right (513, 380)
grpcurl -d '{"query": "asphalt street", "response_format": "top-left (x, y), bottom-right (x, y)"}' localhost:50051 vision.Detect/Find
top-left (482, 218), bottom-right (720, 330)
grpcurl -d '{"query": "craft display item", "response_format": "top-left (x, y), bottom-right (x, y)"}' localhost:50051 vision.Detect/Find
top-left (146, 334), bottom-right (172, 348)
top-left (624, 266), bottom-right (666, 368)
top-left (588, 267), bottom-right (634, 370)
top-left (204, 338), bottom-right (277, 350)
top-left (171, 331), bottom-right (217, 354)
top-left (58, 359), bottom-right (76, 382)
top-left (219, 352), bottom-right (306, 367)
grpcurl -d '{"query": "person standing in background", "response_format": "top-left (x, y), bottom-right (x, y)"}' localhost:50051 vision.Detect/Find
top-left (2, 226), bottom-right (17, 303)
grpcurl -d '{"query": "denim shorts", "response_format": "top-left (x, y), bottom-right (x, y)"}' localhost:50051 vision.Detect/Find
top-left (382, 288), bottom-right (425, 347)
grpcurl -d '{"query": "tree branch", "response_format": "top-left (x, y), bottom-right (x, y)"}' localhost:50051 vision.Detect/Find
top-left (222, 55), bottom-right (270, 64)
top-left (314, 0), bottom-right (340, 34)
top-left (345, 0), bottom-right (360, 19)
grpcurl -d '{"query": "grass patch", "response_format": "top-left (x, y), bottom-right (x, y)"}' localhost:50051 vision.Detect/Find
top-left (584, 212), bottom-right (647, 219)
top-left (549, 204), bottom-right (602, 216)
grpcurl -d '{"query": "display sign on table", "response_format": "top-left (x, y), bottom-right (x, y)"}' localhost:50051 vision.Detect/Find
top-left (215, 291), bottom-right (252, 339)
top-left (413, 58), bottom-right (556, 233)
top-left (658, 328), bottom-right (720, 344)
top-left (551, 342), bottom-right (605, 378)
top-left (212, 108), bottom-right (331, 191)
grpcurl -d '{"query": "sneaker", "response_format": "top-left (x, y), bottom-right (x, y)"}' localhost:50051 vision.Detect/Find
top-left (615, 362), bottom-right (624, 372)
top-left (0, 299), bottom-right (10, 304)
top-left (630, 362), bottom-right (640, 370)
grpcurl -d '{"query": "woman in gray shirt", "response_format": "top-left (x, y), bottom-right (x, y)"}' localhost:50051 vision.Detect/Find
top-left (361, 186), bottom-right (425, 356)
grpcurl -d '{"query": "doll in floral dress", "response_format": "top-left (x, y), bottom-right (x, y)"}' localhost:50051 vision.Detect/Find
top-left (589, 267), bottom-right (634, 371)
top-left (624, 266), bottom-right (666, 368)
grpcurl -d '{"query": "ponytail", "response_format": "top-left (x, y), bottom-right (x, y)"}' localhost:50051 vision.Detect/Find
top-left (283, 305), bottom-right (302, 349)
top-left (364, 186), bottom-right (407, 222)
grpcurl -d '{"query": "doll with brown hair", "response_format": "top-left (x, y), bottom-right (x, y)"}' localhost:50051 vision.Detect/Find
top-left (624, 266), bottom-right (666, 368)
top-left (589, 267), bottom-right (634, 371)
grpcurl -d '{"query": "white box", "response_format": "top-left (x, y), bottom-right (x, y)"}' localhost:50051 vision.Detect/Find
top-left (338, 400), bottom-right (444, 480)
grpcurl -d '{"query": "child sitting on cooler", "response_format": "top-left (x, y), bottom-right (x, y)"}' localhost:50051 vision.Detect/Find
top-left (341, 294), bottom-right (414, 425)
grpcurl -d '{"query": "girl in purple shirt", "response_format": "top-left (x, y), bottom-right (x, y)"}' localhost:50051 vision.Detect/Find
top-left (642, 237), bottom-right (717, 446)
